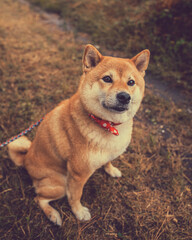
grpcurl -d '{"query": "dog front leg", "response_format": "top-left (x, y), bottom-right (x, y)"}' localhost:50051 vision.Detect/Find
top-left (104, 161), bottom-right (122, 177)
top-left (66, 167), bottom-right (91, 221)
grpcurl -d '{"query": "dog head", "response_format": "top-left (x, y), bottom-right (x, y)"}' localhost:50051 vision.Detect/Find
top-left (79, 44), bottom-right (150, 123)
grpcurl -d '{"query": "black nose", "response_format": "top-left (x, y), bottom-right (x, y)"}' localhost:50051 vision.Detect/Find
top-left (116, 92), bottom-right (131, 104)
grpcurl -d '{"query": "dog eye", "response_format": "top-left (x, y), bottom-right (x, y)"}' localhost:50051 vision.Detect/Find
top-left (102, 76), bottom-right (113, 83)
top-left (127, 79), bottom-right (135, 86)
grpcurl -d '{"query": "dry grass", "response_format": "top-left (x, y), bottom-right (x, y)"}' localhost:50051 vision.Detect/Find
top-left (0, 0), bottom-right (192, 239)
top-left (28, 0), bottom-right (192, 93)
top-left (161, 0), bottom-right (181, 8)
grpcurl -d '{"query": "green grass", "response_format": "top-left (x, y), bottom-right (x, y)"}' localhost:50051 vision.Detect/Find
top-left (27, 0), bottom-right (192, 93)
top-left (0, 0), bottom-right (192, 239)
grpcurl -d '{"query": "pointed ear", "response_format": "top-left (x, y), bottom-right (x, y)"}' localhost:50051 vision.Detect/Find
top-left (82, 44), bottom-right (103, 72)
top-left (132, 50), bottom-right (150, 76)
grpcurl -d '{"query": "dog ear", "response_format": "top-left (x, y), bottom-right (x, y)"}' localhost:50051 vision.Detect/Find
top-left (83, 44), bottom-right (102, 72)
top-left (131, 50), bottom-right (150, 77)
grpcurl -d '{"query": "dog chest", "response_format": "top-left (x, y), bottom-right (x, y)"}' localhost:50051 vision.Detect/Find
top-left (88, 125), bottom-right (132, 171)
top-left (88, 148), bottom-right (124, 171)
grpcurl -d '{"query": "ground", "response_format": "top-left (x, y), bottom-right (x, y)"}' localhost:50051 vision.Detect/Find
top-left (0, 0), bottom-right (191, 239)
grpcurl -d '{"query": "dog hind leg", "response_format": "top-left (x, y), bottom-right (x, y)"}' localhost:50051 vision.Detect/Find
top-left (34, 175), bottom-right (66, 226)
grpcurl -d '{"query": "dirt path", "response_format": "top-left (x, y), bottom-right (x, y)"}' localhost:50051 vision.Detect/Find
top-left (0, 0), bottom-right (191, 240)
top-left (18, 0), bottom-right (192, 112)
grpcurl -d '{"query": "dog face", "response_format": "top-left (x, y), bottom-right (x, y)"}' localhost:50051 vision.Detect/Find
top-left (80, 45), bottom-right (150, 123)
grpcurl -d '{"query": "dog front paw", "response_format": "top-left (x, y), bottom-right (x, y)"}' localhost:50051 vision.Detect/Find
top-left (105, 165), bottom-right (122, 178)
top-left (74, 206), bottom-right (91, 221)
top-left (48, 209), bottom-right (62, 226)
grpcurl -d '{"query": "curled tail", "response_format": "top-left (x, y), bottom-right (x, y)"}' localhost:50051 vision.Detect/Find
top-left (8, 136), bottom-right (32, 167)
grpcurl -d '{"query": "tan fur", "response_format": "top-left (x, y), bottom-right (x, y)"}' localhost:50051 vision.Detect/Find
top-left (8, 44), bottom-right (150, 225)
top-left (8, 136), bottom-right (31, 166)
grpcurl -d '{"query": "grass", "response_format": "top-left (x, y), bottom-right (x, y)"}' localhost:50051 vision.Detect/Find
top-left (0, 0), bottom-right (192, 239)
top-left (26, 0), bottom-right (192, 94)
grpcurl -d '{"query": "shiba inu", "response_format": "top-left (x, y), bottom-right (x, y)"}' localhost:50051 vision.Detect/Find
top-left (8, 44), bottom-right (150, 226)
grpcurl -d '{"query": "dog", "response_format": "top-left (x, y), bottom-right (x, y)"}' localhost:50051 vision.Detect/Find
top-left (8, 44), bottom-right (150, 226)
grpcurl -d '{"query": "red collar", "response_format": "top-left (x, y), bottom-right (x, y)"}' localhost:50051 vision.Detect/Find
top-left (89, 114), bottom-right (121, 136)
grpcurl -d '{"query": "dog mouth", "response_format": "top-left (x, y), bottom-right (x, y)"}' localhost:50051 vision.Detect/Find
top-left (102, 102), bottom-right (128, 113)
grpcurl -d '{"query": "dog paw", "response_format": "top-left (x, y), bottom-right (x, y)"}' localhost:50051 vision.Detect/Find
top-left (48, 209), bottom-right (62, 226)
top-left (75, 206), bottom-right (91, 221)
top-left (105, 165), bottom-right (122, 178)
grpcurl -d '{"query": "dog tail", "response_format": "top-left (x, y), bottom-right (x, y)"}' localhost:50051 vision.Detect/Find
top-left (8, 136), bottom-right (32, 167)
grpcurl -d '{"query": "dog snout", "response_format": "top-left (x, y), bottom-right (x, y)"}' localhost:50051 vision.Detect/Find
top-left (116, 92), bottom-right (131, 104)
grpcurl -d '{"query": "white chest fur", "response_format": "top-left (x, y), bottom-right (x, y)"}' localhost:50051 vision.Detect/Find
top-left (88, 120), bottom-right (133, 171)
